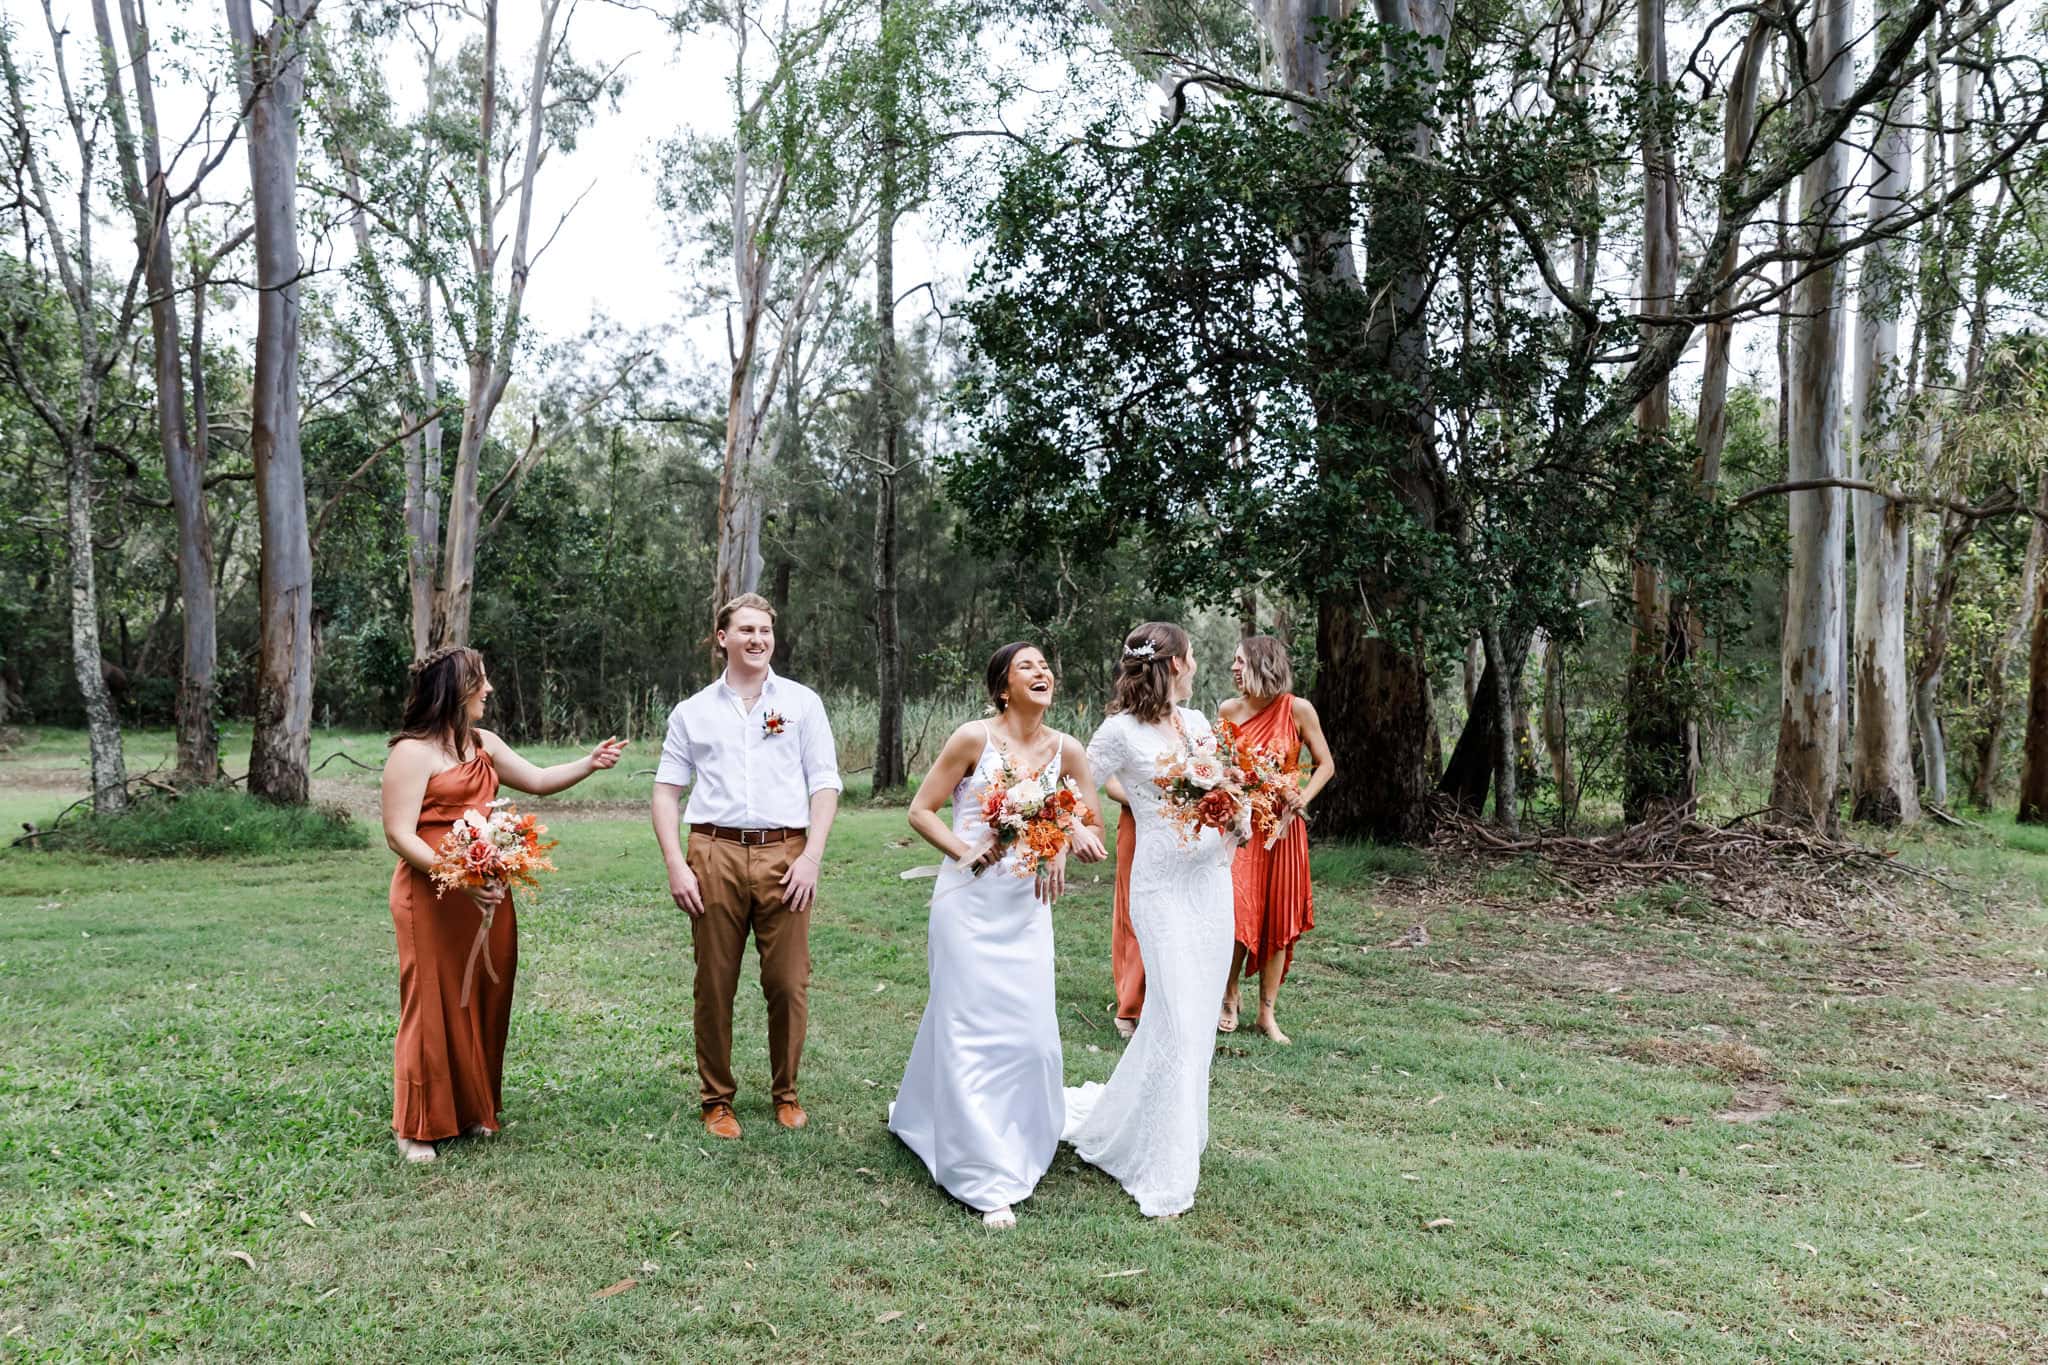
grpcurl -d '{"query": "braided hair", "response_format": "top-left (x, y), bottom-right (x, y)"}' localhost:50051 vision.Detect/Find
top-left (1108, 622), bottom-right (1190, 723)
top-left (389, 644), bottom-right (487, 759)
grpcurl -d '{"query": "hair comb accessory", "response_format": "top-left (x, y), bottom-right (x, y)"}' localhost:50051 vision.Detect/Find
top-left (1123, 642), bottom-right (1157, 660)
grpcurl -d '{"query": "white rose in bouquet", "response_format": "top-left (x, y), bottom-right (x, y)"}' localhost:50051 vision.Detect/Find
top-left (1006, 781), bottom-right (1047, 816)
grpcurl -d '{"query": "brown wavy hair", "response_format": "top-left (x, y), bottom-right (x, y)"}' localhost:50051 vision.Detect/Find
top-left (389, 645), bottom-right (487, 760)
top-left (1108, 622), bottom-right (1190, 723)
top-left (1236, 634), bottom-right (1294, 698)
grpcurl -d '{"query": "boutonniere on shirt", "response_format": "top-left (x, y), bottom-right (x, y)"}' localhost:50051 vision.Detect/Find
top-left (761, 709), bottom-right (788, 738)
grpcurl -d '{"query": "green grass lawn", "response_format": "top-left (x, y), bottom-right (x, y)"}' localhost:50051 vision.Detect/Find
top-left (2, 732), bottom-right (2046, 1360)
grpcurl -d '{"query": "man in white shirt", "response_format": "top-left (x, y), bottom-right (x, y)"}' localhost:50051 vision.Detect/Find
top-left (651, 593), bottom-right (841, 1139)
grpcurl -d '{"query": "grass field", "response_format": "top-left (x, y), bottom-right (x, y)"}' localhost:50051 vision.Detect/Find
top-left (2, 727), bottom-right (2046, 1361)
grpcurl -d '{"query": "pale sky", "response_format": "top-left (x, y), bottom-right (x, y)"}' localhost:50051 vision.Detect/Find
top-left (15, 0), bottom-right (991, 385)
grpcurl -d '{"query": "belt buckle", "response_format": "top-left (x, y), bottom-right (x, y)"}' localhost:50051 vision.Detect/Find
top-left (741, 827), bottom-right (768, 847)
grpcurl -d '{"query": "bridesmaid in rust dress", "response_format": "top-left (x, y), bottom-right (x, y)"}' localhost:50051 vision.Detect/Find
top-left (380, 646), bottom-right (625, 1163)
top-left (1218, 636), bottom-right (1335, 1044)
top-left (1106, 791), bottom-right (1143, 1039)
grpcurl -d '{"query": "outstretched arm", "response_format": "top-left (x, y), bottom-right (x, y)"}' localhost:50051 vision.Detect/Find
top-left (479, 730), bottom-right (625, 796)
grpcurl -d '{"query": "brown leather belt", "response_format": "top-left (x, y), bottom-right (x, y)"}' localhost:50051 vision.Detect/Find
top-left (690, 824), bottom-right (802, 846)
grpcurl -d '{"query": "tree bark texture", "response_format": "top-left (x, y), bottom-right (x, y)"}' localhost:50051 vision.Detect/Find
top-left (871, 0), bottom-right (906, 793)
top-left (1848, 16), bottom-right (1918, 827)
top-left (1769, 0), bottom-right (1853, 833)
top-left (94, 0), bottom-right (219, 785)
top-left (230, 0), bottom-right (316, 805)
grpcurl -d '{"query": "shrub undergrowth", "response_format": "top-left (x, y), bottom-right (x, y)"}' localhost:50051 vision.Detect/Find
top-left (46, 788), bottom-right (368, 858)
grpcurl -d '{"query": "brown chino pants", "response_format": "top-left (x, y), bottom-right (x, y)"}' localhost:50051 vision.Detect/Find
top-left (686, 833), bottom-right (810, 1109)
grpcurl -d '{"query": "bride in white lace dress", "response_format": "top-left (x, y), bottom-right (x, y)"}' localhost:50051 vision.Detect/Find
top-left (1064, 622), bottom-right (1236, 1218)
top-left (891, 644), bottom-right (1107, 1229)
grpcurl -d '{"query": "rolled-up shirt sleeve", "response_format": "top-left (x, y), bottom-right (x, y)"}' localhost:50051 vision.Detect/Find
top-left (654, 702), bottom-right (695, 788)
top-left (800, 692), bottom-right (843, 795)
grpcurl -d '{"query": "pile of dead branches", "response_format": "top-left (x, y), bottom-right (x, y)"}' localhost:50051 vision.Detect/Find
top-left (1433, 805), bottom-right (1953, 926)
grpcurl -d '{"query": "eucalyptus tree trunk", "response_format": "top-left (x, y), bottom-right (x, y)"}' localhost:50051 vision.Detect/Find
top-left (1848, 3), bottom-right (1919, 826)
top-left (435, 0), bottom-right (564, 646)
top-left (1694, 21), bottom-right (1768, 499)
top-left (1975, 487), bottom-right (2042, 807)
top-left (1263, 0), bottom-right (1449, 842)
top-left (714, 0), bottom-right (768, 609)
top-left (229, 0), bottom-right (316, 805)
top-left (870, 0), bottom-right (906, 792)
top-left (1621, 0), bottom-right (1690, 821)
top-left (94, 0), bottom-right (219, 786)
top-left (67, 443), bottom-right (128, 811)
top-left (2016, 491), bottom-right (2048, 820)
top-left (1539, 631), bottom-right (1575, 813)
top-left (1768, 0), bottom-right (1854, 832)
top-left (0, 18), bottom-right (129, 811)
top-left (1911, 35), bottom-right (1977, 811)
top-left (333, 105), bottom-right (442, 660)
top-left (408, 259), bottom-right (444, 658)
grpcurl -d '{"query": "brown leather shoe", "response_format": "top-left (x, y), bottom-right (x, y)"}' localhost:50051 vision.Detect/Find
top-left (774, 1102), bottom-right (808, 1130)
top-left (702, 1104), bottom-right (741, 1140)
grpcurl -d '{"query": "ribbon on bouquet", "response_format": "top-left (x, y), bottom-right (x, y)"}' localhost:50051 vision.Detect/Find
top-left (906, 859), bottom-right (986, 905)
top-left (457, 883), bottom-right (503, 1008)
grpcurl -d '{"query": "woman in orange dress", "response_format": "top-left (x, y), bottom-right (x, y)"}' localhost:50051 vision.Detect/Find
top-left (1107, 790), bottom-right (1143, 1038)
top-left (380, 646), bottom-right (625, 1163)
top-left (1219, 636), bottom-right (1335, 1044)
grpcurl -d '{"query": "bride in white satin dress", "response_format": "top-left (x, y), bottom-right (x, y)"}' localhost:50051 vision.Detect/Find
top-left (890, 643), bottom-right (1107, 1229)
top-left (1064, 621), bottom-right (1237, 1219)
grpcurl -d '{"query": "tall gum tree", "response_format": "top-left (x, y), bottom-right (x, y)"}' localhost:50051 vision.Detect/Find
top-left (1768, 0), bottom-right (1854, 833)
top-left (1849, 0), bottom-right (1920, 827)
top-left (227, 0), bottom-right (317, 805)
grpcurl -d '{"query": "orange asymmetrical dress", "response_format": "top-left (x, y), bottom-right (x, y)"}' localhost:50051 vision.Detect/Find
top-left (389, 750), bottom-right (518, 1140)
top-left (1109, 805), bottom-right (1145, 1021)
top-left (1231, 695), bottom-right (1314, 979)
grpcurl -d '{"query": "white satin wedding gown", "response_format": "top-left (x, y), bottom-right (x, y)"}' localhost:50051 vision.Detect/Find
top-left (888, 727), bottom-right (1065, 1213)
top-left (1063, 706), bottom-right (1234, 1217)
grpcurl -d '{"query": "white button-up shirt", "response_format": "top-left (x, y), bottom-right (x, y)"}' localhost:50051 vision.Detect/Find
top-left (654, 670), bottom-right (842, 829)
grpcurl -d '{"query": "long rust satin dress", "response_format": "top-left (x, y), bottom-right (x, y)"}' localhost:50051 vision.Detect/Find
top-left (390, 750), bottom-right (518, 1140)
top-left (1110, 804), bottom-right (1145, 1021)
top-left (1231, 695), bottom-right (1314, 980)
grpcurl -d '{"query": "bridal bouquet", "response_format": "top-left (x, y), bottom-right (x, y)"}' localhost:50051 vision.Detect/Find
top-left (430, 799), bottom-right (557, 1004)
top-left (978, 759), bottom-right (1086, 878)
top-left (1155, 722), bottom-right (1301, 849)
top-left (430, 798), bottom-right (558, 897)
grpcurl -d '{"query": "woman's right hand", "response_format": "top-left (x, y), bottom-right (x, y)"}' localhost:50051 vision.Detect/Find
top-left (961, 839), bottom-right (1001, 877)
top-left (470, 880), bottom-right (508, 911)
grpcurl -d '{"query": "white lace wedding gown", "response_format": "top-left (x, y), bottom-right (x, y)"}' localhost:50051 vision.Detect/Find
top-left (1063, 706), bottom-right (1234, 1217)
top-left (888, 728), bottom-right (1065, 1213)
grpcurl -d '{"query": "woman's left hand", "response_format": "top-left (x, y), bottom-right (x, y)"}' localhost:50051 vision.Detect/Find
top-left (1036, 852), bottom-right (1068, 907)
top-left (587, 737), bottom-right (626, 771)
top-left (1067, 821), bottom-right (1107, 864)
